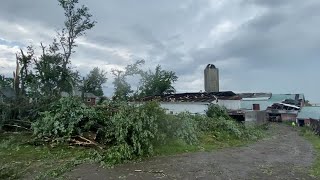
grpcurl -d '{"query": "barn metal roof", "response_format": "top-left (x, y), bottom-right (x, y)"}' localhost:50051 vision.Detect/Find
top-left (297, 106), bottom-right (320, 120)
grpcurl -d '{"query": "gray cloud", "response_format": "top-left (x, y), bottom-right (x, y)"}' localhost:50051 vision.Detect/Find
top-left (0, 0), bottom-right (320, 101)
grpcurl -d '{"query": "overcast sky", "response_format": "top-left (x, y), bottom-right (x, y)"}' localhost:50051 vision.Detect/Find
top-left (0, 0), bottom-right (319, 102)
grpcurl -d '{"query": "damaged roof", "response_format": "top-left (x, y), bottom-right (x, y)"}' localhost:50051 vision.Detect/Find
top-left (240, 93), bottom-right (304, 110)
top-left (137, 91), bottom-right (241, 103)
top-left (297, 106), bottom-right (320, 120)
top-left (239, 93), bottom-right (272, 99)
top-left (270, 94), bottom-right (304, 102)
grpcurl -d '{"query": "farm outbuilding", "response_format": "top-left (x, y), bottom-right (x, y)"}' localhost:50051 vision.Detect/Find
top-left (135, 63), bottom-right (307, 125)
top-left (240, 93), bottom-right (304, 111)
top-left (136, 91), bottom-right (241, 115)
top-left (240, 93), bottom-right (272, 111)
top-left (297, 106), bottom-right (320, 126)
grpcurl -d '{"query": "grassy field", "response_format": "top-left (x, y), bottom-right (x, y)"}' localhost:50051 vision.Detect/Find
top-left (0, 128), bottom-right (265, 179)
top-left (154, 131), bottom-right (263, 156)
top-left (300, 128), bottom-right (320, 178)
top-left (0, 132), bottom-right (97, 179)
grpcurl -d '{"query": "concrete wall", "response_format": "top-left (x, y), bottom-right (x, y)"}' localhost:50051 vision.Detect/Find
top-left (204, 66), bottom-right (219, 92)
top-left (213, 100), bottom-right (241, 110)
top-left (160, 102), bottom-right (209, 115)
top-left (245, 111), bottom-right (267, 124)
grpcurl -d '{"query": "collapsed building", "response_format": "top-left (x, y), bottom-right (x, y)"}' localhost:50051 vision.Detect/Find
top-left (136, 64), bottom-right (309, 124)
top-left (138, 91), bottom-right (241, 115)
top-left (238, 93), bottom-right (304, 122)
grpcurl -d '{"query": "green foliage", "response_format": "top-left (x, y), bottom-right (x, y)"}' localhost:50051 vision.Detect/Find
top-left (91, 102), bottom-right (199, 164)
top-left (154, 139), bottom-right (199, 156)
top-left (34, 53), bottom-right (65, 96)
top-left (206, 104), bottom-right (229, 119)
top-left (32, 100), bottom-right (264, 166)
top-left (112, 60), bottom-right (145, 100)
top-left (0, 0), bottom-right (97, 134)
top-left (32, 97), bottom-right (96, 141)
top-left (124, 59), bottom-right (145, 76)
top-left (0, 103), bottom-right (13, 130)
top-left (4, 99), bottom-right (267, 178)
top-left (104, 144), bottom-right (134, 165)
top-left (112, 70), bottom-right (133, 101)
top-left (103, 103), bottom-right (160, 164)
top-left (162, 113), bottom-right (199, 145)
top-left (0, 75), bottom-right (13, 88)
top-left (201, 105), bottom-right (264, 140)
top-left (83, 67), bottom-right (107, 96)
top-left (300, 127), bottom-right (320, 177)
top-left (137, 102), bottom-right (199, 145)
top-left (0, 133), bottom-right (97, 179)
top-left (139, 65), bottom-right (178, 96)
top-left (58, 0), bottom-right (96, 63)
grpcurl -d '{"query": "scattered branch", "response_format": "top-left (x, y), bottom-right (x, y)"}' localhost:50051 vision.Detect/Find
top-left (3, 124), bottom-right (31, 131)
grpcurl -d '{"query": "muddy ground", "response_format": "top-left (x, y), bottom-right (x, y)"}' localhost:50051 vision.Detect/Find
top-left (66, 124), bottom-right (315, 180)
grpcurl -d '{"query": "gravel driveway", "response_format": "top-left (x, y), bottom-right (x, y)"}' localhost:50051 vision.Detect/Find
top-left (66, 124), bottom-right (315, 180)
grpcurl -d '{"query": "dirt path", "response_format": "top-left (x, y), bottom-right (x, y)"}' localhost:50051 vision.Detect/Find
top-left (66, 124), bottom-right (315, 180)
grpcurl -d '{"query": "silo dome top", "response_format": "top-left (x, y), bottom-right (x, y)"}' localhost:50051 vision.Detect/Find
top-left (206, 64), bottom-right (216, 69)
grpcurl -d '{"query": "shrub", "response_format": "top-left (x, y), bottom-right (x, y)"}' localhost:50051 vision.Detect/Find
top-left (213, 117), bottom-right (243, 138)
top-left (32, 97), bottom-right (96, 141)
top-left (194, 114), bottom-right (216, 132)
top-left (102, 102), bottom-right (160, 164)
top-left (101, 102), bottom-right (200, 164)
top-left (201, 104), bottom-right (263, 139)
top-left (206, 104), bottom-right (229, 119)
top-left (117, 105), bottom-right (158, 155)
top-left (164, 113), bottom-right (199, 145)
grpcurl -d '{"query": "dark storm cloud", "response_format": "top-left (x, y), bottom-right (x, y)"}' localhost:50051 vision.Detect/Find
top-left (1, 0), bottom-right (320, 101)
top-left (0, 0), bottom-right (63, 27)
top-left (193, 0), bottom-right (320, 70)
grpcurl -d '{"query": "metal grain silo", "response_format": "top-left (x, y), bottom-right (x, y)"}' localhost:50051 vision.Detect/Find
top-left (204, 64), bottom-right (219, 92)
